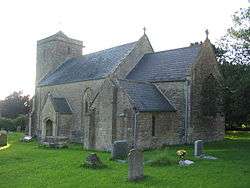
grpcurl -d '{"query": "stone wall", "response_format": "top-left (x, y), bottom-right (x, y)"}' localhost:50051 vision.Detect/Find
top-left (35, 79), bottom-right (105, 142)
top-left (91, 79), bottom-right (115, 150)
top-left (188, 40), bottom-right (225, 142)
top-left (113, 83), bottom-right (134, 148)
top-left (58, 114), bottom-right (72, 137)
top-left (136, 112), bottom-right (179, 149)
top-left (154, 81), bottom-right (187, 144)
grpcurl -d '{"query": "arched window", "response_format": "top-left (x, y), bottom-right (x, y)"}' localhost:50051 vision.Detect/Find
top-left (46, 119), bottom-right (53, 136)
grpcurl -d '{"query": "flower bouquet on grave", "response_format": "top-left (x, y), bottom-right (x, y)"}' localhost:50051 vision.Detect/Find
top-left (176, 150), bottom-right (187, 160)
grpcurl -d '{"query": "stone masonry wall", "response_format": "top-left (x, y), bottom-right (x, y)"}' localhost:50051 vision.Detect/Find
top-left (36, 79), bottom-right (105, 143)
top-left (136, 112), bottom-right (179, 149)
top-left (154, 81), bottom-right (187, 144)
top-left (188, 40), bottom-right (225, 142)
top-left (91, 79), bottom-right (115, 150)
top-left (58, 114), bottom-right (72, 137)
top-left (114, 84), bottom-right (134, 148)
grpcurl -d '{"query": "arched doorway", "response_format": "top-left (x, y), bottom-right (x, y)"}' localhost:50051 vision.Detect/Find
top-left (46, 119), bottom-right (53, 136)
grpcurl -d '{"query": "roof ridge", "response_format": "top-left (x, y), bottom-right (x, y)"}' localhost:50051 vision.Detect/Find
top-left (144, 44), bottom-right (202, 56)
top-left (81, 41), bottom-right (137, 57)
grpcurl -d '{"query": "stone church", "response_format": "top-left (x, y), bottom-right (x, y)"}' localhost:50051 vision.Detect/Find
top-left (31, 30), bottom-right (225, 151)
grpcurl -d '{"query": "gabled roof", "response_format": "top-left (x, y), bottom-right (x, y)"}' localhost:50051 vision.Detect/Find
top-left (39, 42), bottom-right (137, 86)
top-left (126, 45), bottom-right (202, 82)
top-left (118, 79), bottom-right (175, 112)
top-left (50, 97), bottom-right (72, 114)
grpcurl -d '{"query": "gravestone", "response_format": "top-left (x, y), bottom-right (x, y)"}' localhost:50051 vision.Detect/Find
top-left (0, 131), bottom-right (7, 147)
top-left (128, 149), bottom-right (143, 181)
top-left (16, 126), bottom-right (21, 132)
top-left (84, 153), bottom-right (103, 168)
top-left (111, 140), bottom-right (128, 160)
top-left (194, 140), bottom-right (203, 157)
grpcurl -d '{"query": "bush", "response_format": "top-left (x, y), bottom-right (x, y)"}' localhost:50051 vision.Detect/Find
top-left (0, 114), bottom-right (28, 131)
top-left (13, 114), bottom-right (28, 131)
top-left (0, 117), bottom-right (15, 131)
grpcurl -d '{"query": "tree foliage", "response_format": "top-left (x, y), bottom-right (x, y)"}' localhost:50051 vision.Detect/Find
top-left (218, 7), bottom-right (250, 64)
top-left (0, 91), bottom-right (32, 118)
top-left (215, 7), bottom-right (250, 129)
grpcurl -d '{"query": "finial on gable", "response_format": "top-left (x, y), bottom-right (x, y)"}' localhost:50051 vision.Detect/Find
top-left (143, 26), bottom-right (146, 35)
top-left (205, 29), bottom-right (209, 40)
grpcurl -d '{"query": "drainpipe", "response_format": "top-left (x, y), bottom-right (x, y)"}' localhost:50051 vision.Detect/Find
top-left (133, 107), bottom-right (140, 149)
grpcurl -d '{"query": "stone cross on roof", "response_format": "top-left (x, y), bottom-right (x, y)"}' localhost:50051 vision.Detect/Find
top-left (205, 29), bottom-right (209, 39)
top-left (143, 27), bottom-right (146, 35)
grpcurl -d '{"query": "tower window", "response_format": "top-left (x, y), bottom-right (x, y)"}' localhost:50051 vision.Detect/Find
top-left (152, 115), bottom-right (156, 137)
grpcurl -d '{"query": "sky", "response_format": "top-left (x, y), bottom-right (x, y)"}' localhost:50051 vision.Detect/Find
top-left (0, 0), bottom-right (249, 100)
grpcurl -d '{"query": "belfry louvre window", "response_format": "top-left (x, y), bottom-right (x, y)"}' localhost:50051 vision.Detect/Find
top-left (152, 115), bottom-right (156, 136)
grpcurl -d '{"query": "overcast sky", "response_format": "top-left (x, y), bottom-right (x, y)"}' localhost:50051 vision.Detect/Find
top-left (0, 0), bottom-right (248, 100)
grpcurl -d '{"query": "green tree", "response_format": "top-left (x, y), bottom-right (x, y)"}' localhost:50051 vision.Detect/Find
top-left (218, 7), bottom-right (250, 64)
top-left (215, 7), bottom-right (250, 129)
top-left (0, 91), bottom-right (32, 118)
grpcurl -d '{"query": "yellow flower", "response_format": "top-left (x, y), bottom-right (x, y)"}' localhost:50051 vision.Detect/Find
top-left (176, 150), bottom-right (187, 156)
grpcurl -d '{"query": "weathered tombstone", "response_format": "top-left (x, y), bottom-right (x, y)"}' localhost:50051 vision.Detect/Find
top-left (194, 140), bottom-right (203, 157)
top-left (128, 149), bottom-right (143, 181)
top-left (16, 126), bottom-right (21, 132)
top-left (0, 131), bottom-right (7, 147)
top-left (111, 140), bottom-right (128, 160)
top-left (84, 153), bottom-right (103, 168)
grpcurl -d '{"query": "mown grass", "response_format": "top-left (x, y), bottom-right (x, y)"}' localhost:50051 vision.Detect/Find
top-left (0, 132), bottom-right (250, 188)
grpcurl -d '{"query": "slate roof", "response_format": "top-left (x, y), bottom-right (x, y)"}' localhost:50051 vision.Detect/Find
top-left (51, 97), bottom-right (72, 114)
top-left (39, 42), bottom-right (137, 86)
top-left (126, 45), bottom-right (202, 82)
top-left (118, 80), bottom-right (176, 112)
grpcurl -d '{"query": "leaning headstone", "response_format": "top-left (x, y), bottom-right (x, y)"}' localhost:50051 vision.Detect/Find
top-left (0, 131), bottom-right (7, 147)
top-left (84, 153), bottom-right (103, 168)
top-left (111, 140), bottom-right (128, 160)
top-left (128, 149), bottom-right (144, 181)
top-left (194, 140), bottom-right (203, 157)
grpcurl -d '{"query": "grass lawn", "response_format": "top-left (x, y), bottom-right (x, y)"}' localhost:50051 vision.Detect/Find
top-left (0, 132), bottom-right (250, 188)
